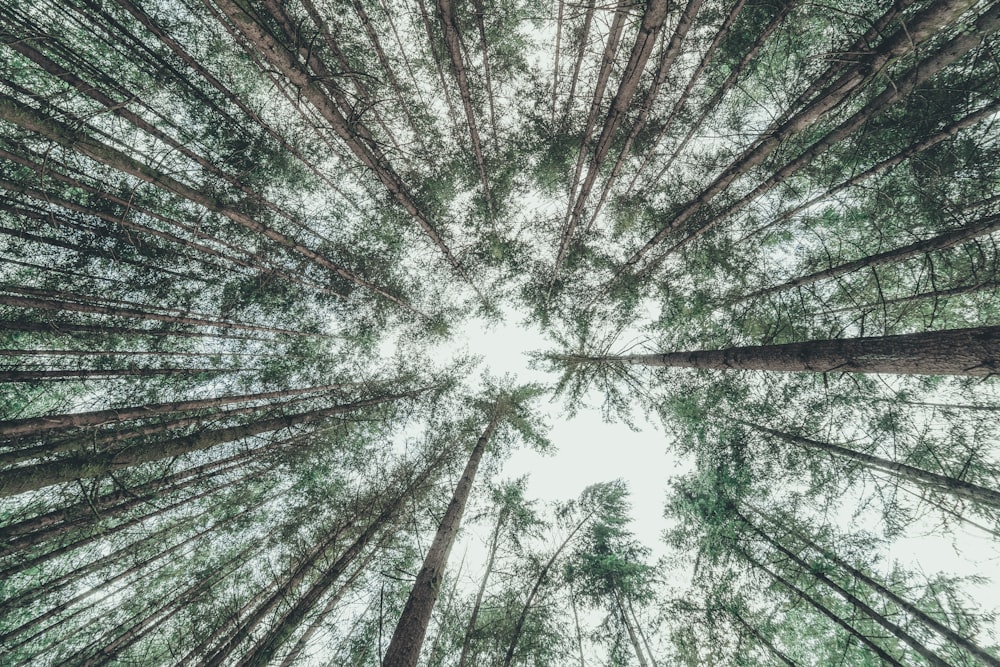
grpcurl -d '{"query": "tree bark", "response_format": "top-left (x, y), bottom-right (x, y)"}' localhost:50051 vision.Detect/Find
top-left (381, 412), bottom-right (502, 667)
top-left (747, 423), bottom-right (1000, 509)
top-left (0, 389), bottom-right (425, 496)
top-left (568, 326), bottom-right (1000, 376)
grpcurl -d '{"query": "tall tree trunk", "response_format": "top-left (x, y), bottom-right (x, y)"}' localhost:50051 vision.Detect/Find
top-left (749, 504), bottom-right (1000, 666)
top-left (746, 423), bottom-right (1000, 509)
top-left (456, 504), bottom-right (507, 667)
top-left (727, 608), bottom-right (798, 667)
top-left (0, 389), bottom-right (426, 496)
top-left (743, 550), bottom-right (906, 666)
top-left (737, 509), bottom-right (952, 667)
top-left (617, 592), bottom-right (650, 667)
top-left (734, 213), bottom-right (1000, 304)
top-left (0, 382), bottom-right (351, 438)
top-left (566, 325), bottom-right (1000, 376)
top-left (502, 509), bottom-right (594, 667)
top-left (381, 411), bottom-right (502, 667)
top-left (608, 0), bottom-right (979, 284)
top-left (0, 93), bottom-right (413, 311)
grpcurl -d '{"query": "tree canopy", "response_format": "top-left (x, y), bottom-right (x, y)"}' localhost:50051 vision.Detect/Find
top-left (1, 0), bottom-right (999, 663)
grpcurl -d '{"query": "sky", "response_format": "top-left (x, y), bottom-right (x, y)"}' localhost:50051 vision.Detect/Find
top-left (434, 306), bottom-right (1000, 642)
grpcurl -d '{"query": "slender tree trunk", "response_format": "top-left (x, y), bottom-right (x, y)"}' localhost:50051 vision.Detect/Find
top-left (609, 0), bottom-right (979, 283)
top-left (617, 593), bottom-right (650, 667)
top-left (735, 213), bottom-right (1000, 304)
top-left (628, 597), bottom-right (658, 667)
top-left (746, 423), bottom-right (1000, 509)
top-left (560, 0), bottom-right (669, 260)
top-left (0, 93), bottom-right (412, 311)
top-left (0, 389), bottom-right (425, 496)
top-left (567, 325), bottom-right (1000, 376)
top-left (456, 505), bottom-right (506, 667)
top-left (555, 0), bottom-right (630, 276)
top-left (743, 550), bottom-right (906, 666)
top-left (749, 505), bottom-right (1000, 666)
top-left (563, 0), bottom-right (596, 126)
top-left (436, 0), bottom-right (494, 224)
top-left (738, 509), bottom-right (952, 667)
top-left (381, 412), bottom-right (502, 667)
top-left (277, 544), bottom-right (382, 667)
top-left (502, 510), bottom-right (594, 667)
top-left (588, 0), bottom-right (708, 229)
top-left (727, 608), bottom-right (798, 667)
top-left (0, 382), bottom-right (350, 438)
top-left (214, 0), bottom-right (470, 287)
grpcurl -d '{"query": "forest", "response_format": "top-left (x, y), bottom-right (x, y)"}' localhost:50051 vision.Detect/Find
top-left (1, 0), bottom-right (999, 663)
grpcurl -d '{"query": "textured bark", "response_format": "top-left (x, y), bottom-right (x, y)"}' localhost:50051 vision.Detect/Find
top-left (589, 0), bottom-right (709, 228)
top-left (436, 0), bottom-right (494, 223)
top-left (560, 0), bottom-right (670, 259)
top-left (628, 0), bottom-right (792, 197)
top-left (573, 326), bottom-right (1000, 376)
top-left (0, 389), bottom-right (423, 496)
top-left (381, 413), bottom-right (501, 667)
top-left (214, 0), bottom-right (469, 285)
top-left (748, 423), bottom-right (1000, 509)
top-left (555, 0), bottom-right (630, 275)
top-left (0, 382), bottom-right (348, 438)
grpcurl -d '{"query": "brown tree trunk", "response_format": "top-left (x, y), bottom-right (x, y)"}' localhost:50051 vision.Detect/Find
top-left (747, 423), bottom-right (1000, 509)
top-left (0, 382), bottom-right (350, 438)
top-left (563, 0), bottom-right (596, 126)
top-left (0, 389), bottom-right (426, 496)
top-left (0, 93), bottom-right (412, 311)
top-left (381, 412), bottom-right (502, 667)
top-left (610, 0), bottom-right (978, 282)
top-left (502, 509), bottom-right (594, 667)
top-left (738, 509), bottom-right (952, 667)
top-left (735, 213), bottom-right (1000, 304)
top-left (436, 0), bottom-right (494, 224)
top-left (561, 0), bottom-right (670, 254)
top-left (570, 326), bottom-right (1000, 376)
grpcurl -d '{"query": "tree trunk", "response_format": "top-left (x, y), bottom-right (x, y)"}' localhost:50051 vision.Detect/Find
top-left (568, 325), bottom-right (1000, 376)
top-left (747, 423), bottom-right (1000, 509)
top-left (743, 550), bottom-right (905, 666)
top-left (0, 93), bottom-right (413, 311)
top-left (750, 505), bottom-right (1000, 666)
top-left (727, 608), bottom-right (798, 667)
top-left (610, 0), bottom-right (978, 282)
top-left (0, 382), bottom-right (350, 438)
top-left (502, 509), bottom-right (594, 667)
top-left (617, 593), bottom-right (650, 667)
top-left (735, 213), bottom-right (1000, 304)
top-left (456, 504), bottom-right (506, 667)
top-left (381, 412), bottom-right (502, 667)
top-left (738, 509), bottom-right (952, 667)
top-left (0, 389), bottom-right (425, 496)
